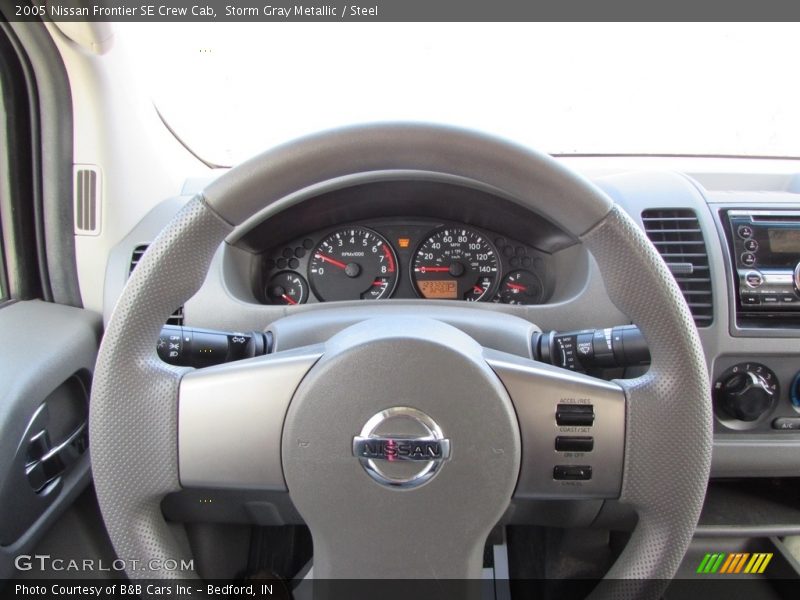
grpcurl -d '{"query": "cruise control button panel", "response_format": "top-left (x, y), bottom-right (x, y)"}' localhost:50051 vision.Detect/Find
top-left (487, 351), bottom-right (625, 500)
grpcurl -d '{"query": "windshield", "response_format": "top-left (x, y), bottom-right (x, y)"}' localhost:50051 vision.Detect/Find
top-left (120, 22), bottom-right (800, 167)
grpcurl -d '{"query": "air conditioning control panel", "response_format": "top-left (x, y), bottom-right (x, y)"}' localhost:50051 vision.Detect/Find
top-left (714, 356), bottom-right (800, 433)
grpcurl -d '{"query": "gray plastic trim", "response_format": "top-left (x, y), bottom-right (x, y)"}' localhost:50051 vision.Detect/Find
top-left (268, 303), bottom-right (539, 357)
top-left (695, 525), bottom-right (800, 538)
top-left (178, 345), bottom-right (322, 490)
top-left (711, 437), bottom-right (800, 477)
top-left (0, 301), bottom-right (99, 483)
top-left (102, 195), bottom-right (190, 325)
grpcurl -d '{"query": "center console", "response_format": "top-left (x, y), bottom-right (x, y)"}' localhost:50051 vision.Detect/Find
top-left (715, 208), bottom-right (800, 433)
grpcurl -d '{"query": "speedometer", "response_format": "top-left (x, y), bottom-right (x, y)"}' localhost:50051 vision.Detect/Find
top-left (411, 227), bottom-right (499, 301)
top-left (308, 227), bottom-right (398, 301)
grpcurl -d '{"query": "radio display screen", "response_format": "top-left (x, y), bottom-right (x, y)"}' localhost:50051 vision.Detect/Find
top-left (767, 228), bottom-right (800, 253)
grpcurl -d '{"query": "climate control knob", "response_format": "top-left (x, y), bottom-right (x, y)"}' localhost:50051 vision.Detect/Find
top-left (715, 362), bottom-right (778, 422)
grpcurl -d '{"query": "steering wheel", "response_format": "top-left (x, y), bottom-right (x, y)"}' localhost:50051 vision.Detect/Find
top-left (90, 124), bottom-right (711, 598)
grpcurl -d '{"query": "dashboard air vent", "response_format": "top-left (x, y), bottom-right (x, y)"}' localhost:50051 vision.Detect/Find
top-left (129, 244), bottom-right (184, 326)
top-left (129, 244), bottom-right (148, 275)
top-left (641, 209), bottom-right (713, 327)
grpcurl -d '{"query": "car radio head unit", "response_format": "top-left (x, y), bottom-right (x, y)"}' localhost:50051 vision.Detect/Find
top-left (725, 210), bottom-right (800, 315)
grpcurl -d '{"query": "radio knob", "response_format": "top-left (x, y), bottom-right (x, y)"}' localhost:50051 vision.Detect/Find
top-left (717, 369), bottom-right (775, 422)
top-left (794, 262), bottom-right (800, 294)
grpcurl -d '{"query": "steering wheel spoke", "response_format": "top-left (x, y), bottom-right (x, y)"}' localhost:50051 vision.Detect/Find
top-left (486, 350), bottom-right (625, 500)
top-left (178, 346), bottom-right (322, 490)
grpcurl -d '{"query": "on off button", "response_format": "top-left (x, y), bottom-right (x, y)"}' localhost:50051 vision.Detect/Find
top-left (744, 271), bottom-right (763, 288)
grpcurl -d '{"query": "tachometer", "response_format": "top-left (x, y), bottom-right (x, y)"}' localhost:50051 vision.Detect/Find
top-left (412, 227), bottom-right (499, 301)
top-left (308, 227), bottom-right (398, 301)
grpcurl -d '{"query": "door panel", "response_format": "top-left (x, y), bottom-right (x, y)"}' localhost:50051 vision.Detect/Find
top-left (0, 300), bottom-right (100, 578)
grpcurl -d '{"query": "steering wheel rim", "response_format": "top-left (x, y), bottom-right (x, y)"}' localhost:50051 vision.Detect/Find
top-left (90, 123), bottom-right (712, 596)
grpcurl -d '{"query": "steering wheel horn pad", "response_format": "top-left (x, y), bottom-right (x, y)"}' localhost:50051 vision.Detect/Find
top-left (282, 318), bottom-right (519, 579)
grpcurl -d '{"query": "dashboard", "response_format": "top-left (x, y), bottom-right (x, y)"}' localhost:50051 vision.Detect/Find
top-left (259, 219), bottom-right (552, 306)
top-left (103, 161), bottom-right (800, 480)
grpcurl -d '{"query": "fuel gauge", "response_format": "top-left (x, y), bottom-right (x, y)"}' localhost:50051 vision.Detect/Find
top-left (266, 271), bottom-right (308, 305)
top-left (496, 270), bottom-right (544, 305)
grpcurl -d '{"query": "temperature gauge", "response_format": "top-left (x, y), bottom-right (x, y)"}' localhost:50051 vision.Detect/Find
top-left (266, 271), bottom-right (308, 305)
top-left (496, 270), bottom-right (544, 305)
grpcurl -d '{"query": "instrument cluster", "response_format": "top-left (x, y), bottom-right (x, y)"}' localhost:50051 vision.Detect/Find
top-left (259, 219), bottom-right (551, 306)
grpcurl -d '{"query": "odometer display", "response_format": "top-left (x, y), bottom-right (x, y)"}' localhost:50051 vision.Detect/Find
top-left (419, 280), bottom-right (458, 299)
top-left (308, 227), bottom-right (398, 301)
top-left (412, 228), bottom-right (499, 301)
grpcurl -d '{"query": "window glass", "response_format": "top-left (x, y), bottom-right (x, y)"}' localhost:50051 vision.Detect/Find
top-left (119, 22), bottom-right (800, 166)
